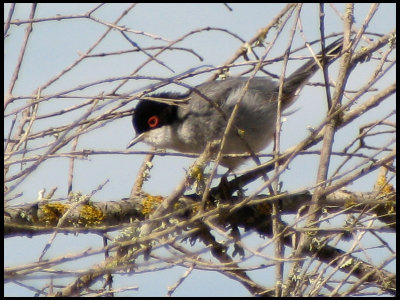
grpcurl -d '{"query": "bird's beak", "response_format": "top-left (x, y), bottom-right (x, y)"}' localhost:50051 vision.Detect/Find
top-left (127, 132), bottom-right (146, 149)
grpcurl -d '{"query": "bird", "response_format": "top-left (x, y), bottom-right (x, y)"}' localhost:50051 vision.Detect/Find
top-left (127, 38), bottom-right (343, 169)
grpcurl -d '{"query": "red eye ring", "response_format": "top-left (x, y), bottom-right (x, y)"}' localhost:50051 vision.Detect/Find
top-left (148, 115), bottom-right (159, 128)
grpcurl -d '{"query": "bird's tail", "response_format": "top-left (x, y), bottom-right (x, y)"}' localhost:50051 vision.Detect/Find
top-left (282, 37), bottom-right (343, 106)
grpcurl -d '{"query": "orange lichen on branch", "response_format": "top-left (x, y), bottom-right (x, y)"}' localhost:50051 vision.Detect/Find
top-left (141, 195), bottom-right (165, 216)
top-left (375, 174), bottom-right (395, 196)
top-left (78, 204), bottom-right (104, 226)
top-left (38, 202), bottom-right (104, 227)
top-left (39, 203), bottom-right (69, 225)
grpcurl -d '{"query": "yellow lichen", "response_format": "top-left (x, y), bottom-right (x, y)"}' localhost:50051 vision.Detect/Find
top-left (141, 195), bottom-right (164, 215)
top-left (376, 174), bottom-right (395, 195)
top-left (78, 204), bottom-right (104, 226)
top-left (39, 203), bottom-right (69, 225)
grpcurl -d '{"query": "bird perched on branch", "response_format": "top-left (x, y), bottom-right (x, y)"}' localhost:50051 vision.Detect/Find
top-left (128, 38), bottom-right (343, 169)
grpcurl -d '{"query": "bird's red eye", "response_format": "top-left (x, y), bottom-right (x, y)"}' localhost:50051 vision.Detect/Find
top-left (148, 115), bottom-right (159, 128)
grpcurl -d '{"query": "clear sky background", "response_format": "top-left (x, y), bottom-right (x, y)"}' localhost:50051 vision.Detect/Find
top-left (4, 3), bottom-right (396, 296)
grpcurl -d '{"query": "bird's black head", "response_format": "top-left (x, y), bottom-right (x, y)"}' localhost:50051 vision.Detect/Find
top-left (132, 93), bottom-right (180, 134)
